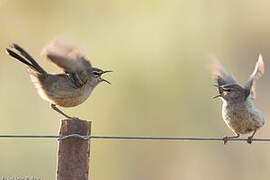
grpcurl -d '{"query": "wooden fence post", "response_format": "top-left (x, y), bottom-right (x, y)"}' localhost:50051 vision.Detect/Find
top-left (57, 119), bottom-right (92, 180)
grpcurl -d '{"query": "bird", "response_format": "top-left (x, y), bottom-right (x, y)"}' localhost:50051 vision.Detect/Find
top-left (6, 39), bottom-right (112, 119)
top-left (210, 55), bottom-right (265, 144)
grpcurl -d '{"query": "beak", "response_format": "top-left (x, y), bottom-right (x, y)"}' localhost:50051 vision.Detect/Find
top-left (101, 79), bottom-right (112, 85)
top-left (101, 78), bottom-right (111, 85)
top-left (101, 70), bottom-right (112, 85)
top-left (102, 70), bottom-right (113, 74)
top-left (212, 84), bottom-right (222, 98)
top-left (212, 94), bottom-right (221, 99)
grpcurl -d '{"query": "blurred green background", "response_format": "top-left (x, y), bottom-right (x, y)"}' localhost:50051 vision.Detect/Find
top-left (1, 0), bottom-right (270, 179)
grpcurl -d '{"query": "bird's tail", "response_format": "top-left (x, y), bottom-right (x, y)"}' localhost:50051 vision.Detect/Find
top-left (6, 44), bottom-right (47, 74)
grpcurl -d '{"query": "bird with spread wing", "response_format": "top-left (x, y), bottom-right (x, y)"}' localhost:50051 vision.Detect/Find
top-left (6, 39), bottom-right (112, 119)
top-left (210, 55), bottom-right (265, 144)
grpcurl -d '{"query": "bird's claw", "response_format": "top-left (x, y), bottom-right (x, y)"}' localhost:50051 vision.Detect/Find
top-left (223, 136), bottom-right (228, 144)
top-left (247, 136), bottom-right (253, 144)
top-left (71, 117), bottom-right (80, 121)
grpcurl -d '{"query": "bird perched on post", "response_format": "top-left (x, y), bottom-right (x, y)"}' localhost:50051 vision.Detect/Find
top-left (210, 55), bottom-right (265, 144)
top-left (6, 39), bottom-right (112, 119)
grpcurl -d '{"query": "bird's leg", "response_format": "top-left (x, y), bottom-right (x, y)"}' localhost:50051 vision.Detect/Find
top-left (247, 130), bottom-right (257, 144)
top-left (51, 104), bottom-right (79, 120)
top-left (223, 134), bottom-right (240, 144)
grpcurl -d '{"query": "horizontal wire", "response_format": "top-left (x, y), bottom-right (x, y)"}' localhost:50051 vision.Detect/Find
top-left (0, 134), bottom-right (269, 142)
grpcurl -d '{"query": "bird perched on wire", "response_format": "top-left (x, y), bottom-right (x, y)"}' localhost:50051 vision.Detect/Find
top-left (6, 39), bottom-right (112, 119)
top-left (210, 55), bottom-right (265, 144)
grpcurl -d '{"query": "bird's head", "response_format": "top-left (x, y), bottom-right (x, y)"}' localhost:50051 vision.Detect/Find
top-left (213, 83), bottom-right (249, 103)
top-left (86, 67), bottom-right (112, 86)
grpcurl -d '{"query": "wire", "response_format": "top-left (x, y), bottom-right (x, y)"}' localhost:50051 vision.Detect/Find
top-left (0, 134), bottom-right (269, 142)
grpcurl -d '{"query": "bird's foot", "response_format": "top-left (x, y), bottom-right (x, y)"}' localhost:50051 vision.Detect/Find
top-left (71, 117), bottom-right (81, 121)
top-left (247, 136), bottom-right (253, 144)
top-left (223, 134), bottom-right (240, 144)
top-left (247, 130), bottom-right (256, 144)
top-left (223, 136), bottom-right (229, 144)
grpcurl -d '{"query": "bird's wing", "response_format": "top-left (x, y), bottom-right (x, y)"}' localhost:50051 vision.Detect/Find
top-left (209, 56), bottom-right (238, 88)
top-left (244, 54), bottom-right (264, 99)
top-left (42, 39), bottom-right (91, 73)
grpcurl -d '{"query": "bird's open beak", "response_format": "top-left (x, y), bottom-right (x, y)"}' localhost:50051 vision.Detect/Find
top-left (212, 94), bottom-right (221, 99)
top-left (102, 70), bottom-right (113, 74)
top-left (101, 70), bottom-right (112, 84)
top-left (101, 78), bottom-right (111, 85)
top-left (212, 84), bottom-right (222, 98)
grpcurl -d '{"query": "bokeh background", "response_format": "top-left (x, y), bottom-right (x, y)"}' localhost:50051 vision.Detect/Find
top-left (1, 0), bottom-right (270, 179)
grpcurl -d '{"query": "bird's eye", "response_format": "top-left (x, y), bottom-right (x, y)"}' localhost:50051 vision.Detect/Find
top-left (93, 71), bottom-right (100, 76)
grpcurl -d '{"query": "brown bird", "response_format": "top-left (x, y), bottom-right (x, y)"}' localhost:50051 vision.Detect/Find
top-left (210, 55), bottom-right (265, 144)
top-left (6, 39), bottom-right (112, 119)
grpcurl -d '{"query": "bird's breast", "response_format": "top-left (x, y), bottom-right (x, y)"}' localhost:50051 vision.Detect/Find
top-left (49, 83), bottom-right (94, 107)
top-left (222, 100), bottom-right (265, 134)
top-left (31, 73), bottom-right (95, 107)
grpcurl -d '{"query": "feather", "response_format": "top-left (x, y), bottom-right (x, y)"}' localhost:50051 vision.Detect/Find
top-left (244, 54), bottom-right (264, 99)
top-left (42, 38), bottom-right (91, 73)
top-left (209, 55), bottom-right (238, 94)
